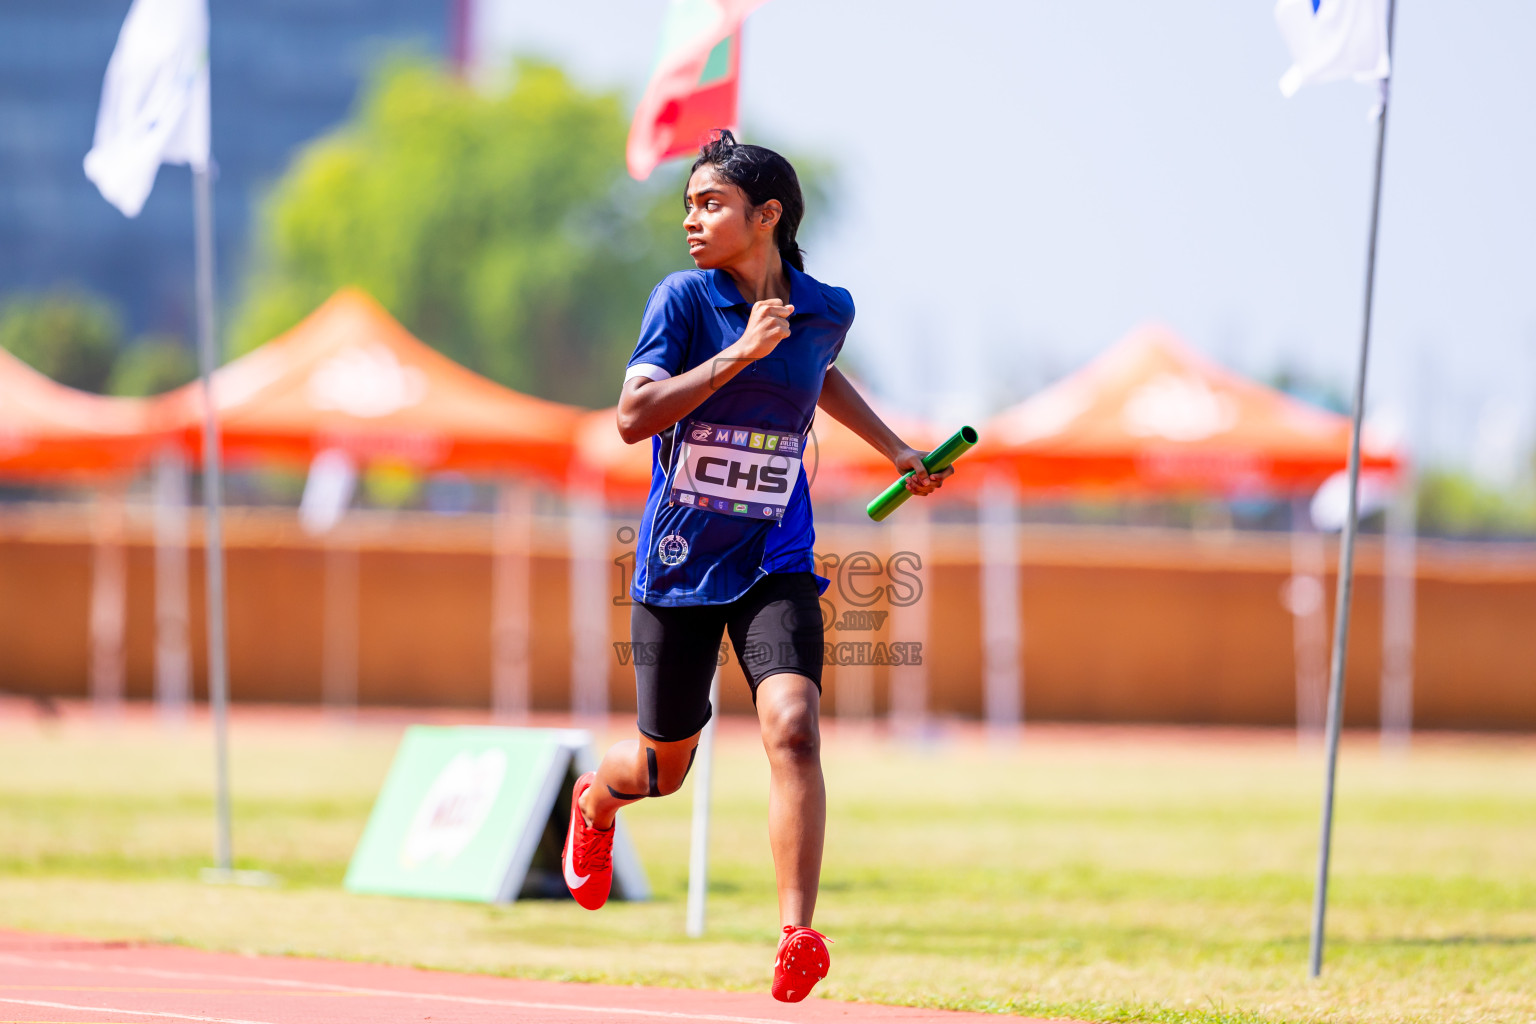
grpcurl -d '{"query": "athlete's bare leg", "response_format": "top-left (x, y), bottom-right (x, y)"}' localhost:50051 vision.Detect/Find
top-left (755, 673), bottom-right (825, 929)
top-left (580, 732), bottom-right (702, 829)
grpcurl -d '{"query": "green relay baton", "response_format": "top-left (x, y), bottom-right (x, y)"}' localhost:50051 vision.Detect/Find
top-left (866, 425), bottom-right (979, 522)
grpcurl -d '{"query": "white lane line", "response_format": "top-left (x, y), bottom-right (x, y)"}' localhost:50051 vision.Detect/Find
top-left (0, 996), bottom-right (276, 1024)
top-left (0, 955), bottom-right (796, 1024)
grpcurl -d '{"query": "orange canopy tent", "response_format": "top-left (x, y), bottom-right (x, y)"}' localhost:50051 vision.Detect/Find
top-left (154, 289), bottom-right (581, 480)
top-left (0, 347), bottom-right (156, 479)
top-left (974, 326), bottom-right (1404, 496)
top-left (574, 407), bottom-right (652, 501)
top-left (573, 400), bottom-right (938, 503)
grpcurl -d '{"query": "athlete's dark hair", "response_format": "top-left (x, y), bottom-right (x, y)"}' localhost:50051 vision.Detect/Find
top-left (689, 129), bottom-right (805, 272)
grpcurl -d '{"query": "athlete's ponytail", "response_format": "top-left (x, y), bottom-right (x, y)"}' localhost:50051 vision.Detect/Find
top-left (690, 130), bottom-right (806, 272)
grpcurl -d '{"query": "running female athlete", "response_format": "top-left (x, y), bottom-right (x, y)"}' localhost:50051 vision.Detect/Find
top-left (562, 131), bottom-right (951, 1002)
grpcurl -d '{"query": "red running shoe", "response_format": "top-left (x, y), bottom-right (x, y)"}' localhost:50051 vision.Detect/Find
top-left (772, 924), bottom-right (831, 1003)
top-left (562, 771), bottom-right (614, 910)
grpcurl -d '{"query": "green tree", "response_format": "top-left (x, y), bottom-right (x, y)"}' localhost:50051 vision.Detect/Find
top-left (231, 59), bottom-right (693, 407)
top-left (106, 335), bottom-right (199, 396)
top-left (0, 289), bottom-right (122, 392)
top-left (1416, 468), bottom-right (1536, 538)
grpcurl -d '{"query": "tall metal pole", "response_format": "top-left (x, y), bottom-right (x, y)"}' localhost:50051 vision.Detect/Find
top-left (194, 166), bottom-right (233, 873)
top-left (1308, 0), bottom-right (1398, 979)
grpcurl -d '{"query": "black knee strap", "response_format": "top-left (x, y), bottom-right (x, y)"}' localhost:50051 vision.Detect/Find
top-left (607, 744), bottom-right (698, 802)
top-left (605, 747), bottom-right (657, 803)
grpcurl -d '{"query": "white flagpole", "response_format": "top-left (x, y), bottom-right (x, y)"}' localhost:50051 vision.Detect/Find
top-left (1379, 477), bottom-right (1416, 750)
top-left (321, 536), bottom-right (360, 716)
top-left (979, 473), bottom-right (1023, 740)
top-left (153, 447), bottom-right (193, 724)
top-left (566, 473), bottom-right (609, 722)
top-left (193, 165), bottom-right (233, 874)
top-left (888, 503), bottom-right (932, 737)
top-left (1287, 501), bottom-right (1328, 745)
top-left (685, 670), bottom-right (721, 937)
top-left (492, 482), bottom-right (533, 719)
top-left (89, 486), bottom-right (130, 718)
top-left (1308, 0), bottom-right (1398, 979)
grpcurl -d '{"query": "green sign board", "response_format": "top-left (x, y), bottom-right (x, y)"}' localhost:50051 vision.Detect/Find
top-left (344, 726), bottom-right (647, 903)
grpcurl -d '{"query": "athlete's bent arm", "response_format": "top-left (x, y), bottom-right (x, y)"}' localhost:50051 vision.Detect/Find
top-left (817, 366), bottom-right (951, 496)
top-left (617, 299), bottom-right (795, 443)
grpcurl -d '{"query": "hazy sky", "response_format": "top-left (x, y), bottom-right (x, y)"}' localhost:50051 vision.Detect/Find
top-left (478, 1), bottom-right (1536, 472)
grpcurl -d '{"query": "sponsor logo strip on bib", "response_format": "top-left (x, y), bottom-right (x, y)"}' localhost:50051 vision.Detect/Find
top-left (670, 419), bottom-right (804, 521)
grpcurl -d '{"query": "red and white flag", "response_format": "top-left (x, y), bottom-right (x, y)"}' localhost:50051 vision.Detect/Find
top-left (626, 0), bottom-right (771, 181)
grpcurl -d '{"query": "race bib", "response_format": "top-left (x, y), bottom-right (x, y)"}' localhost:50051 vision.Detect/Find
top-left (669, 419), bottom-right (805, 522)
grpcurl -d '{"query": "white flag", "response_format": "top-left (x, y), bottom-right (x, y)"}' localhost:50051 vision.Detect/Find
top-left (1275, 0), bottom-right (1390, 98)
top-left (84, 0), bottom-right (210, 218)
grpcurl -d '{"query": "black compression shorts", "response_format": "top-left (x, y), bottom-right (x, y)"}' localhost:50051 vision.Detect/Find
top-left (629, 571), bottom-right (825, 743)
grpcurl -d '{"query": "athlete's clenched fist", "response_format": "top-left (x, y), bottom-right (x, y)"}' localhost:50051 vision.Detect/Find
top-left (739, 298), bottom-right (795, 359)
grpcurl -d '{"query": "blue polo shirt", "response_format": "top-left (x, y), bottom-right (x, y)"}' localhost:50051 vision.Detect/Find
top-left (625, 265), bottom-right (854, 606)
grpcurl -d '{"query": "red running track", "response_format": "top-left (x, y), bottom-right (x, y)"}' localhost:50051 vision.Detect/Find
top-left (0, 932), bottom-right (1051, 1024)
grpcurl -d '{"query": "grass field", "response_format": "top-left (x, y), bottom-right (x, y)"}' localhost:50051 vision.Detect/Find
top-left (0, 708), bottom-right (1531, 1024)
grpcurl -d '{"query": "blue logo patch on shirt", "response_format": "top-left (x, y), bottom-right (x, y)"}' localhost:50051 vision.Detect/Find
top-left (657, 533), bottom-right (689, 566)
top-left (731, 430), bottom-right (749, 446)
top-left (714, 427), bottom-right (731, 442)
